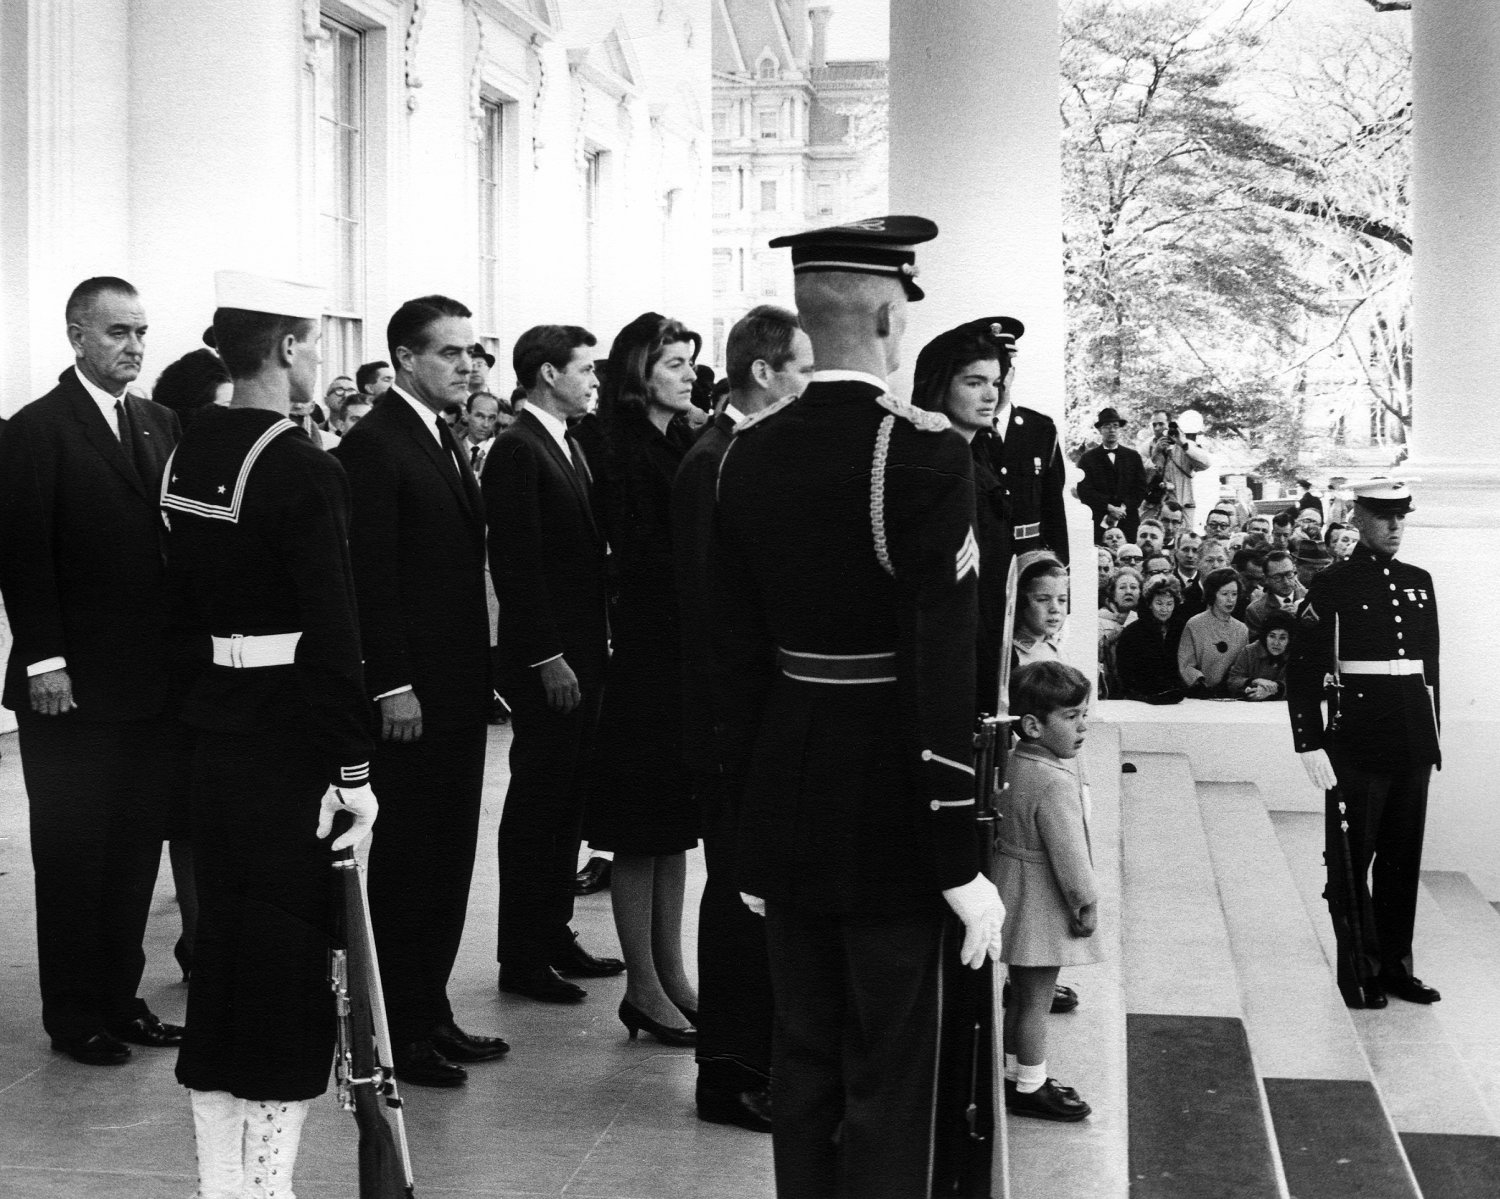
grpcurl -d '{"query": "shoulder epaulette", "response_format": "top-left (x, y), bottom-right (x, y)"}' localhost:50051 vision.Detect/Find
top-left (733, 395), bottom-right (797, 433)
top-left (876, 392), bottom-right (951, 433)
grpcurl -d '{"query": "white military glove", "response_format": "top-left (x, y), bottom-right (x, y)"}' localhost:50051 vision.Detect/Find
top-left (943, 873), bottom-right (1006, 968)
top-left (740, 893), bottom-right (767, 917)
top-left (1299, 749), bottom-right (1337, 792)
top-left (317, 783), bottom-right (378, 852)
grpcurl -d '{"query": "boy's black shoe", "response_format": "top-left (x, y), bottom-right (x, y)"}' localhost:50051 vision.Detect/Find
top-left (1006, 1078), bottom-right (1091, 1122)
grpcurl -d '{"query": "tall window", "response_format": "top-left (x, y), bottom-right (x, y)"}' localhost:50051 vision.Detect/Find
top-left (712, 249), bottom-right (733, 295)
top-left (760, 180), bottom-right (778, 212)
top-left (317, 18), bottom-right (365, 381)
top-left (759, 109), bottom-right (778, 139)
top-left (478, 98), bottom-right (509, 340)
top-left (584, 150), bottom-right (604, 326)
top-left (712, 170), bottom-right (731, 216)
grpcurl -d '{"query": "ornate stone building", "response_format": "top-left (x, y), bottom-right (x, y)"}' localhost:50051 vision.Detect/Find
top-left (709, 0), bottom-right (885, 365)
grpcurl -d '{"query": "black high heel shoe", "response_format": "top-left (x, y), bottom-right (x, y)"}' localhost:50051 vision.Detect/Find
top-left (673, 1000), bottom-right (699, 1026)
top-left (618, 998), bottom-right (697, 1047)
top-left (173, 935), bottom-right (193, 983)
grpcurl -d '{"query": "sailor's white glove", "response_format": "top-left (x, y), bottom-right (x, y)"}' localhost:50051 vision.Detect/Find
top-left (740, 893), bottom-right (767, 917)
top-left (943, 873), bottom-right (1006, 968)
top-left (1299, 749), bottom-right (1337, 792)
top-left (317, 783), bottom-right (378, 851)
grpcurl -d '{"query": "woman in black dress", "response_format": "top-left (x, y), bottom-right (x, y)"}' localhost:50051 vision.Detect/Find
top-left (1115, 574), bottom-right (1187, 703)
top-left (587, 312), bottom-right (701, 1044)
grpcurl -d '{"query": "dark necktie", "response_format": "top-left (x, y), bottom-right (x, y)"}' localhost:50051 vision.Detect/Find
top-left (114, 399), bottom-right (150, 485)
top-left (470, 443), bottom-right (483, 470)
top-left (566, 433), bottom-right (593, 491)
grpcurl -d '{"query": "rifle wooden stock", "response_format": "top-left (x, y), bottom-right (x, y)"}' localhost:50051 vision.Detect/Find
top-left (332, 831), bottom-right (417, 1199)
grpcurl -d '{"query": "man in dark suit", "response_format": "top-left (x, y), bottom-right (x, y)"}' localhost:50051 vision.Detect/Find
top-left (484, 324), bottom-right (624, 1004)
top-left (672, 304), bottom-right (813, 1134)
top-left (333, 295), bottom-right (508, 1087)
top-left (1077, 406), bottom-right (1149, 544)
top-left (0, 277), bottom-right (185, 1064)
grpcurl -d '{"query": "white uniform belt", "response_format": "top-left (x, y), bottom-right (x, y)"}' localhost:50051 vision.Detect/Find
top-left (1014, 522), bottom-right (1040, 539)
top-left (211, 632), bottom-right (302, 668)
top-left (777, 648), bottom-right (898, 684)
top-left (1338, 658), bottom-right (1424, 677)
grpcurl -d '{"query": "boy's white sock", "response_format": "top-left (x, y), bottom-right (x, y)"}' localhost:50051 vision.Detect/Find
top-left (1015, 1060), bottom-right (1047, 1095)
top-left (1004, 1053), bottom-right (1018, 1082)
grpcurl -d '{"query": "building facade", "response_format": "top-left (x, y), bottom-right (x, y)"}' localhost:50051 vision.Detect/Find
top-left (0, 0), bottom-right (710, 411)
top-left (709, 0), bottom-right (885, 366)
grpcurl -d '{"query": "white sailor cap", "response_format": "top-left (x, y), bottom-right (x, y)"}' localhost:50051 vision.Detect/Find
top-left (213, 270), bottom-right (324, 319)
top-left (1350, 478), bottom-right (1414, 514)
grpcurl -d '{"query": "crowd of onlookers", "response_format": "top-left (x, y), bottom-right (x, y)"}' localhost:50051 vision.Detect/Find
top-left (1092, 486), bottom-right (1353, 704)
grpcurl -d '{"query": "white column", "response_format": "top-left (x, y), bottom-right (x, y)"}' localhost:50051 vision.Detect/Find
top-left (128, 0), bottom-right (305, 372)
top-left (888, 0), bottom-right (1094, 680)
top-left (1403, 0), bottom-right (1500, 900)
top-left (1409, 0), bottom-right (1500, 473)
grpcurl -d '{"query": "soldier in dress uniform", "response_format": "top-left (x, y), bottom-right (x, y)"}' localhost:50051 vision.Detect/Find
top-left (162, 271), bottom-right (378, 1199)
top-left (1286, 479), bottom-right (1442, 1010)
top-left (711, 216), bottom-right (1006, 1199)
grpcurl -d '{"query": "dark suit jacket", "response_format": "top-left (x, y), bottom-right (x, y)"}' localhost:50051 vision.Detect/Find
top-left (332, 391), bottom-right (490, 731)
top-left (0, 369), bottom-right (180, 719)
top-left (671, 409), bottom-right (735, 774)
top-left (482, 408), bottom-right (609, 689)
top-left (1076, 442), bottom-right (1148, 539)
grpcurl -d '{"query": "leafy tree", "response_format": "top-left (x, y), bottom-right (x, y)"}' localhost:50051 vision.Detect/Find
top-left (1059, 0), bottom-right (1319, 456)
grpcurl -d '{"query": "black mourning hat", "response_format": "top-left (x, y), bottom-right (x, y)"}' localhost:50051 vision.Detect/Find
top-left (1094, 406), bottom-right (1128, 428)
top-left (769, 215), bottom-right (938, 301)
top-left (470, 343), bottom-right (496, 369)
top-left (912, 316), bottom-right (1025, 403)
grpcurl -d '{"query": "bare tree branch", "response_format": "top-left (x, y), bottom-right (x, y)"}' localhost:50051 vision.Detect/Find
top-left (1361, 1), bottom-right (1411, 12)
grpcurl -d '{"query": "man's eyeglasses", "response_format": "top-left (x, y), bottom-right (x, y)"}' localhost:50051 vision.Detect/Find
top-left (1267, 569), bottom-right (1296, 581)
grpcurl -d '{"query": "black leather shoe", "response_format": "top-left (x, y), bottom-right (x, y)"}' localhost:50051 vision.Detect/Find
top-left (1340, 980), bottom-right (1388, 1009)
top-left (696, 1084), bottom-right (772, 1133)
top-left (574, 857), bottom-right (613, 895)
top-left (499, 965), bottom-right (587, 1003)
top-left (430, 1020), bottom-right (509, 1062)
top-left (551, 933), bottom-right (625, 978)
top-left (105, 1013), bottom-right (184, 1047)
top-left (618, 998), bottom-right (696, 1046)
top-left (51, 1032), bottom-right (131, 1066)
top-left (1006, 1078), bottom-right (1091, 1122)
top-left (1380, 973), bottom-right (1441, 1004)
top-left (394, 1040), bottom-right (467, 1087)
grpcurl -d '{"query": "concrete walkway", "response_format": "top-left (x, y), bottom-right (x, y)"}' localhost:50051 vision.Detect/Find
top-left (0, 728), bottom-right (776, 1198)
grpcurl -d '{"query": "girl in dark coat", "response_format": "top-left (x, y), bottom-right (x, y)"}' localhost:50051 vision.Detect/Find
top-left (587, 312), bottom-right (702, 1044)
top-left (1115, 574), bottom-right (1186, 704)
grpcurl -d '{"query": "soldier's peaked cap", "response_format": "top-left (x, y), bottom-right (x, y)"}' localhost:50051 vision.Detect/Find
top-left (214, 270), bottom-right (324, 320)
top-left (769, 215), bottom-right (938, 301)
top-left (1350, 478), bottom-right (1415, 515)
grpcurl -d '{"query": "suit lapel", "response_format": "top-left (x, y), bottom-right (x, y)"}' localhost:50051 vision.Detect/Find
top-left (65, 375), bottom-right (146, 498)
top-left (393, 396), bottom-right (481, 528)
top-left (519, 410), bottom-right (599, 541)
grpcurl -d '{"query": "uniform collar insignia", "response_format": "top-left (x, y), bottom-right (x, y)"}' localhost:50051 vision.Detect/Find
top-left (876, 392), bottom-right (951, 433)
top-left (733, 393), bottom-right (797, 433)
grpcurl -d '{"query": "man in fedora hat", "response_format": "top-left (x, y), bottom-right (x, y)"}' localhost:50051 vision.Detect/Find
top-left (1077, 406), bottom-right (1148, 545)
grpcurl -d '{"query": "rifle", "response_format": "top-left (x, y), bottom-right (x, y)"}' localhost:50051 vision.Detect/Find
top-left (934, 557), bottom-right (1018, 1199)
top-left (331, 827), bottom-right (417, 1198)
top-left (1324, 614), bottom-right (1369, 1003)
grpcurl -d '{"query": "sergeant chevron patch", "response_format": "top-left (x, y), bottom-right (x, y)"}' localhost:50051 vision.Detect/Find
top-left (956, 527), bottom-right (980, 581)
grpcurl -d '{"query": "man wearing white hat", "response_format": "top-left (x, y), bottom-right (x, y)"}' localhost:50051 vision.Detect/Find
top-left (1287, 479), bottom-right (1442, 1010)
top-left (162, 270), bottom-right (378, 1197)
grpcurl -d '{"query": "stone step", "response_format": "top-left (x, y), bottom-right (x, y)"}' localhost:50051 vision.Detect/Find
top-left (1200, 784), bottom-right (1419, 1198)
top-left (1270, 811), bottom-right (1500, 1144)
top-left (1003, 722), bottom-right (1128, 1199)
top-left (1119, 752), bottom-right (1280, 1197)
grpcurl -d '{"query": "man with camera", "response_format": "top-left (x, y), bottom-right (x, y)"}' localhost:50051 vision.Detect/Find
top-left (1149, 409), bottom-right (1211, 534)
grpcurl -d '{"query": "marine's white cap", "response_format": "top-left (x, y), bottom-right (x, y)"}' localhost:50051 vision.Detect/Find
top-left (214, 270), bottom-right (324, 319)
top-left (1350, 478), bottom-right (1415, 513)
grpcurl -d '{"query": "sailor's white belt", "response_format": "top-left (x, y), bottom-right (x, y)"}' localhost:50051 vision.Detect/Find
top-left (1014, 522), bottom-right (1040, 540)
top-left (212, 632), bottom-right (302, 669)
top-left (777, 648), bottom-right (897, 684)
top-left (1338, 658), bottom-right (1424, 677)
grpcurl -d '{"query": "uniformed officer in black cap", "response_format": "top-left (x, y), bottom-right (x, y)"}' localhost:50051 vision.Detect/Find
top-left (712, 216), bottom-right (1005, 1198)
top-left (1287, 479), bottom-right (1442, 1010)
top-left (163, 270), bottom-right (378, 1198)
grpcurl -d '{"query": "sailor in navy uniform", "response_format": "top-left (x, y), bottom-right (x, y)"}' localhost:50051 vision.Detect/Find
top-left (1287, 479), bottom-right (1442, 1010)
top-left (713, 216), bottom-right (1005, 1198)
top-left (162, 271), bottom-right (377, 1198)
